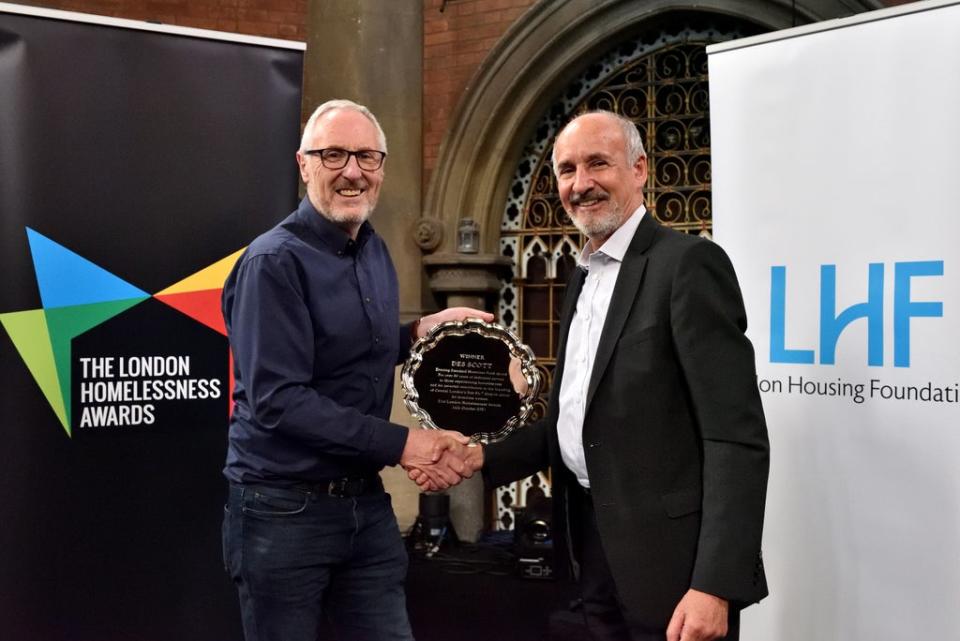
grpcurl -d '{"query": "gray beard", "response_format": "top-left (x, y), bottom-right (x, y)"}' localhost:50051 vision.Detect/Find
top-left (568, 204), bottom-right (623, 243)
top-left (323, 204), bottom-right (372, 227)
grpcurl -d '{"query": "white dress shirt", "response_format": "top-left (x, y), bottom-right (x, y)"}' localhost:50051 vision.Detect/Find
top-left (557, 205), bottom-right (646, 488)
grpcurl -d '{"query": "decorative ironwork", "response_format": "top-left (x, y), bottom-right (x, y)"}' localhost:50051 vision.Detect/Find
top-left (494, 25), bottom-right (743, 530)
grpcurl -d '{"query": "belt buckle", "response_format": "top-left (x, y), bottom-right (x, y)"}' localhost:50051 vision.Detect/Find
top-left (327, 478), bottom-right (346, 498)
top-left (327, 477), bottom-right (364, 498)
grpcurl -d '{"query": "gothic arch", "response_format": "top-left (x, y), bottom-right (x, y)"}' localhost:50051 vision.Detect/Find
top-left (422, 0), bottom-right (882, 256)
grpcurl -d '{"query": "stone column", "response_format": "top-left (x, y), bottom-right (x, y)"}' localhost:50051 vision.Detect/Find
top-left (422, 252), bottom-right (513, 310)
top-left (420, 251), bottom-right (512, 541)
top-left (301, 1), bottom-right (426, 532)
top-left (302, 0), bottom-right (423, 322)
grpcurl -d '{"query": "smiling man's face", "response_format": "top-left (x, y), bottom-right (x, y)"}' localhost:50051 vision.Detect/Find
top-left (296, 108), bottom-right (385, 237)
top-left (553, 112), bottom-right (646, 248)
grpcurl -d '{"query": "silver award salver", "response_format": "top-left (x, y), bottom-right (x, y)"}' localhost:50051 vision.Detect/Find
top-left (401, 318), bottom-right (541, 444)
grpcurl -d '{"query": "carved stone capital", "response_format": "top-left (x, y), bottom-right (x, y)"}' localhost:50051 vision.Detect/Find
top-left (423, 252), bottom-right (513, 309)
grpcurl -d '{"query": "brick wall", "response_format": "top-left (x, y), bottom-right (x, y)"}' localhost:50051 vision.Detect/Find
top-left (20, 0), bottom-right (910, 191)
top-left (14, 0), bottom-right (307, 40)
top-left (422, 0), bottom-right (536, 189)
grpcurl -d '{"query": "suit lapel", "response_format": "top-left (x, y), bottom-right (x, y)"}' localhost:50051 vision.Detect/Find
top-left (584, 214), bottom-right (658, 411)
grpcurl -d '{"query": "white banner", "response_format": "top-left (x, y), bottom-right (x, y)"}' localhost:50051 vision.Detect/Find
top-left (709, 1), bottom-right (960, 639)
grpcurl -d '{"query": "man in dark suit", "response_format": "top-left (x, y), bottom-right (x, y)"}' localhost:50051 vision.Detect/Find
top-left (415, 110), bottom-right (769, 641)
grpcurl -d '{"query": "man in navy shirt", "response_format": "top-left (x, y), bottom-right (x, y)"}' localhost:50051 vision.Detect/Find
top-left (222, 99), bottom-right (488, 641)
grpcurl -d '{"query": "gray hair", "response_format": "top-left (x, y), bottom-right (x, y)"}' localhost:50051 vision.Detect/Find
top-left (299, 99), bottom-right (387, 153)
top-left (551, 110), bottom-right (646, 173)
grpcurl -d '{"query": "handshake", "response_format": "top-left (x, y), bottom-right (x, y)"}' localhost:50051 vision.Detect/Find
top-left (399, 428), bottom-right (484, 492)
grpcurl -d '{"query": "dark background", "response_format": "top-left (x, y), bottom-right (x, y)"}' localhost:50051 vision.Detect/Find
top-left (406, 545), bottom-right (578, 641)
top-left (0, 9), bottom-right (303, 640)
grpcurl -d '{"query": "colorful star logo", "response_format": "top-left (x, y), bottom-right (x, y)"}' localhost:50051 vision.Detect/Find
top-left (0, 228), bottom-right (243, 436)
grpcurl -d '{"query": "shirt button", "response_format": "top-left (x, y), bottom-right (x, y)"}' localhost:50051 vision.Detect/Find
top-left (374, 336), bottom-right (380, 343)
top-left (365, 297), bottom-right (371, 303)
top-left (373, 376), bottom-right (380, 383)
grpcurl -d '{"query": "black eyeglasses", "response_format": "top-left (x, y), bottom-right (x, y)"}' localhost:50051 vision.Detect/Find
top-left (303, 148), bottom-right (386, 171)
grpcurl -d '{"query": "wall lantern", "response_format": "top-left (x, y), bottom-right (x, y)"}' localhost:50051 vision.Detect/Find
top-left (456, 218), bottom-right (479, 254)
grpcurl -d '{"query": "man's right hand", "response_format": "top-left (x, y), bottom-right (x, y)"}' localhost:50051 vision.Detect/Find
top-left (416, 307), bottom-right (494, 338)
top-left (400, 429), bottom-right (472, 490)
top-left (407, 441), bottom-right (484, 492)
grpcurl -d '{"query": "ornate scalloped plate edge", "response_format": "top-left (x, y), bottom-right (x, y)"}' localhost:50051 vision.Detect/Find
top-left (401, 317), bottom-right (541, 444)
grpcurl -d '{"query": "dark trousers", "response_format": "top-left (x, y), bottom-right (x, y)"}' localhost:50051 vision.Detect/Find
top-left (569, 486), bottom-right (739, 641)
top-left (222, 482), bottom-right (413, 641)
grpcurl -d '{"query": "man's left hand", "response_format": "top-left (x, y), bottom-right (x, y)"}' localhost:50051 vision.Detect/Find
top-left (666, 589), bottom-right (729, 641)
top-left (409, 442), bottom-right (483, 492)
top-left (417, 307), bottom-right (494, 338)
top-left (399, 429), bottom-right (471, 490)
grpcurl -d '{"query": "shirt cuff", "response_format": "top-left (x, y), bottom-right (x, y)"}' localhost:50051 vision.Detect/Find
top-left (367, 418), bottom-right (410, 466)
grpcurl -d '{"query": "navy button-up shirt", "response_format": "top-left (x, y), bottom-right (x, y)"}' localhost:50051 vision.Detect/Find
top-left (222, 197), bottom-right (411, 485)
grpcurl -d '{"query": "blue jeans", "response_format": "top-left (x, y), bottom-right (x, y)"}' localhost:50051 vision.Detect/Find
top-left (223, 482), bottom-right (414, 641)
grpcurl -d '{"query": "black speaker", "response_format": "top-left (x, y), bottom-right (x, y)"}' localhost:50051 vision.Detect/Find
top-left (418, 493), bottom-right (450, 533)
top-left (513, 495), bottom-right (554, 579)
top-left (408, 493), bottom-right (458, 556)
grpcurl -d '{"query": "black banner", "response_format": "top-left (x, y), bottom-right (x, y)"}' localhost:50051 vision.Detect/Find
top-left (0, 7), bottom-right (303, 640)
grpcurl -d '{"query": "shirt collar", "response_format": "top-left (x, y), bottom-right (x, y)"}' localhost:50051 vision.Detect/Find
top-left (296, 196), bottom-right (374, 255)
top-left (576, 204), bottom-right (646, 269)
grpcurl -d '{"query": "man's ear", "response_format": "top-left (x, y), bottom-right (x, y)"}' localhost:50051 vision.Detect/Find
top-left (633, 155), bottom-right (648, 184)
top-left (295, 151), bottom-right (309, 183)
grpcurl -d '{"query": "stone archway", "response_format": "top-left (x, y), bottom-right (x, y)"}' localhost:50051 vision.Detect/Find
top-left (420, 0), bottom-right (882, 269)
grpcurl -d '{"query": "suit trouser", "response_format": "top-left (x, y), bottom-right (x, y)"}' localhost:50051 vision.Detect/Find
top-left (569, 485), bottom-right (740, 641)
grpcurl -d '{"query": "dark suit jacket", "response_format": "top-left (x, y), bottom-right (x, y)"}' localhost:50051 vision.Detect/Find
top-left (485, 214), bottom-right (769, 630)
